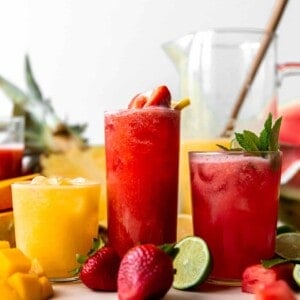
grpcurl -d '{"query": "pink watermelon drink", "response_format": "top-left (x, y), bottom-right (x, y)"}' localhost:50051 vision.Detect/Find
top-left (189, 151), bottom-right (282, 284)
top-left (105, 86), bottom-right (181, 257)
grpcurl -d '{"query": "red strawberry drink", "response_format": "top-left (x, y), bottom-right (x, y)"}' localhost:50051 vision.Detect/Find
top-left (105, 86), bottom-right (180, 257)
top-left (0, 117), bottom-right (24, 179)
top-left (0, 146), bottom-right (23, 179)
top-left (189, 151), bottom-right (282, 285)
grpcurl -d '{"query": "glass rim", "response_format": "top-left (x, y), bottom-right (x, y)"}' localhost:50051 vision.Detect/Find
top-left (0, 116), bottom-right (24, 122)
top-left (104, 106), bottom-right (179, 115)
top-left (189, 150), bottom-right (282, 155)
top-left (11, 181), bottom-right (101, 188)
top-left (193, 27), bottom-right (277, 39)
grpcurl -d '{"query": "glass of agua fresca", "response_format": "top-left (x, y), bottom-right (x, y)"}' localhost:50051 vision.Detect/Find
top-left (105, 103), bottom-right (180, 257)
top-left (11, 176), bottom-right (100, 281)
top-left (189, 150), bottom-right (282, 285)
top-left (0, 116), bottom-right (24, 179)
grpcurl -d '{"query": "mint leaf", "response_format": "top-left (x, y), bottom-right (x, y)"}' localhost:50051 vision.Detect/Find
top-left (231, 113), bottom-right (281, 153)
top-left (243, 130), bottom-right (260, 151)
top-left (216, 144), bottom-right (230, 151)
top-left (258, 128), bottom-right (269, 151)
top-left (217, 114), bottom-right (282, 157)
top-left (235, 132), bottom-right (249, 150)
top-left (234, 131), bottom-right (259, 151)
top-left (270, 116), bottom-right (282, 151)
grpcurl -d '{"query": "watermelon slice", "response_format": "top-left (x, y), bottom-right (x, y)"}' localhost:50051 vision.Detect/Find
top-left (242, 263), bottom-right (295, 294)
top-left (254, 280), bottom-right (297, 300)
top-left (279, 101), bottom-right (300, 146)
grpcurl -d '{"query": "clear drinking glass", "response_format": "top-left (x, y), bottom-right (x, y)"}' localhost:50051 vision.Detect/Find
top-left (105, 107), bottom-right (180, 257)
top-left (12, 177), bottom-right (100, 282)
top-left (0, 116), bottom-right (24, 179)
top-left (189, 151), bottom-right (282, 286)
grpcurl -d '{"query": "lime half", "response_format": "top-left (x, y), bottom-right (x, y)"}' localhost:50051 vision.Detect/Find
top-left (172, 236), bottom-right (212, 290)
top-left (293, 264), bottom-right (300, 287)
top-left (275, 232), bottom-right (300, 260)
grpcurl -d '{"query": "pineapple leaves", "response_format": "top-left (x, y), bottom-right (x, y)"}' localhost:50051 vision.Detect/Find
top-left (0, 55), bottom-right (88, 154)
top-left (25, 55), bottom-right (43, 100)
top-left (0, 74), bottom-right (29, 107)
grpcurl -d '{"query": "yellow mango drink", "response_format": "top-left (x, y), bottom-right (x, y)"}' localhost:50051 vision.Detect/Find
top-left (11, 176), bottom-right (100, 281)
top-left (179, 138), bottom-right (230, 214)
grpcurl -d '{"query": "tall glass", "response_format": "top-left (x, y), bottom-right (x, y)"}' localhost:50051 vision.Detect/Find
top-left (12, 176), bottom-right (100, 281)
top-left (0, 116), bottom-right (24, 179)
top-left (189, 151), bottom-right (282, 286)
top-left (105, 107), bottom-right (180, 257)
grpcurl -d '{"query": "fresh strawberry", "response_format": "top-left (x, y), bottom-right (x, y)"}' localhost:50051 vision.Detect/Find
top-left (128, 93), bottom-right (148, 108)
top-left (128, 85), bottom-right (171, 109)
top-left (144, 85), bottom-right (171, 107)
top-left (80, 246), bottom-right (121, 291)
top-left (255, 280), bottom-right (297, 300)
top-left (118, 244), bottom-right (174, 300)
top-left (242, 263), bottom-right (295, 294)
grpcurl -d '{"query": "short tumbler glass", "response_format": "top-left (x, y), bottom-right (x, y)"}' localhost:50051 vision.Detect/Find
top-left (12, 177), bottom-right (100, 282)
top-left (0, 116), bottom-right (24, 179)
top-left (189, 151), bottom-right (282, 286)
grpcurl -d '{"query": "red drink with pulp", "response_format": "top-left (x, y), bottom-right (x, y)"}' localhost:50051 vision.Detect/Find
top-left (105, 107), bottom-right (180, 256)
top-left (189, 151), bottom-right (281, 285)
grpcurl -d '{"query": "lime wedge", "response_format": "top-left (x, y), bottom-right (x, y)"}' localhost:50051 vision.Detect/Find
top-left (293, 264), bottom-right (300, 287)
top-left (172, 236), bottom-right (212, 290)
top-left (275, 232), bottom-right (300, 260)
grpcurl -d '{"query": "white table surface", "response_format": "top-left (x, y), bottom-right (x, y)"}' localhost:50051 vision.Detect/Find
top-left (52, 282), bottom-right (300, 299)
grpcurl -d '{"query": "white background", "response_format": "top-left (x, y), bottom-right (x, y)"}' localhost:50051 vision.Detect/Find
top-left (0, 0), bottom-right (299, 144)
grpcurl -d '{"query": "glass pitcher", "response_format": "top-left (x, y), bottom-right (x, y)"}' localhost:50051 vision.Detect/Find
top-left (163, 28), bottom-right (300, 214)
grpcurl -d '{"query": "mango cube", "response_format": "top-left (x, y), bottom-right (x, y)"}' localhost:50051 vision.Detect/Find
top-left (0, 240), bottom-right (10, 249)
top-left (0, 279), bottom-right (20, 300)
top-left (0, 248), bottom-right (31, 279)
top-left (0, 211), bottom-right (15, 247)
top-left (29, 258), bottom-right (45, 277)
top-left (8, 272), bottom-right (42, 300)
top-left (0, 248), bottom-right (53, 299)
top-left (38, 276), bottom-right (54, 300)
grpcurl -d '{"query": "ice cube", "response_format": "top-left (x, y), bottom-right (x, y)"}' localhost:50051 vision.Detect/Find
top-left (31, 176), bottom-right (48, 185)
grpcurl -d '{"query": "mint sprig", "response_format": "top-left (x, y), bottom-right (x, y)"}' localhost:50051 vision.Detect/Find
top-left (218, 113), bottom-right (282, 152)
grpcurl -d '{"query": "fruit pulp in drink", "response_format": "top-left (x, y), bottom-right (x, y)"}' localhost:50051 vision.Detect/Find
top-left (179, 139), bottom-right (230, 214)
top-left (0, 145), bottom-right (24, 179)
top-left (189, 152), bottom-right (281, 283)
top-left (105, 107), bottom-right (180, 257)
top-left (12, 176), bottom-right (100, 279)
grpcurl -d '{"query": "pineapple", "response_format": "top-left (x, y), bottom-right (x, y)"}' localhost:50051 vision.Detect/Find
top-left (0, 56), bottom-right (87, 163)
top-left (0, 56), bottom-right (107, 225)
top-left (40, 145), bottom-right (107, 224)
